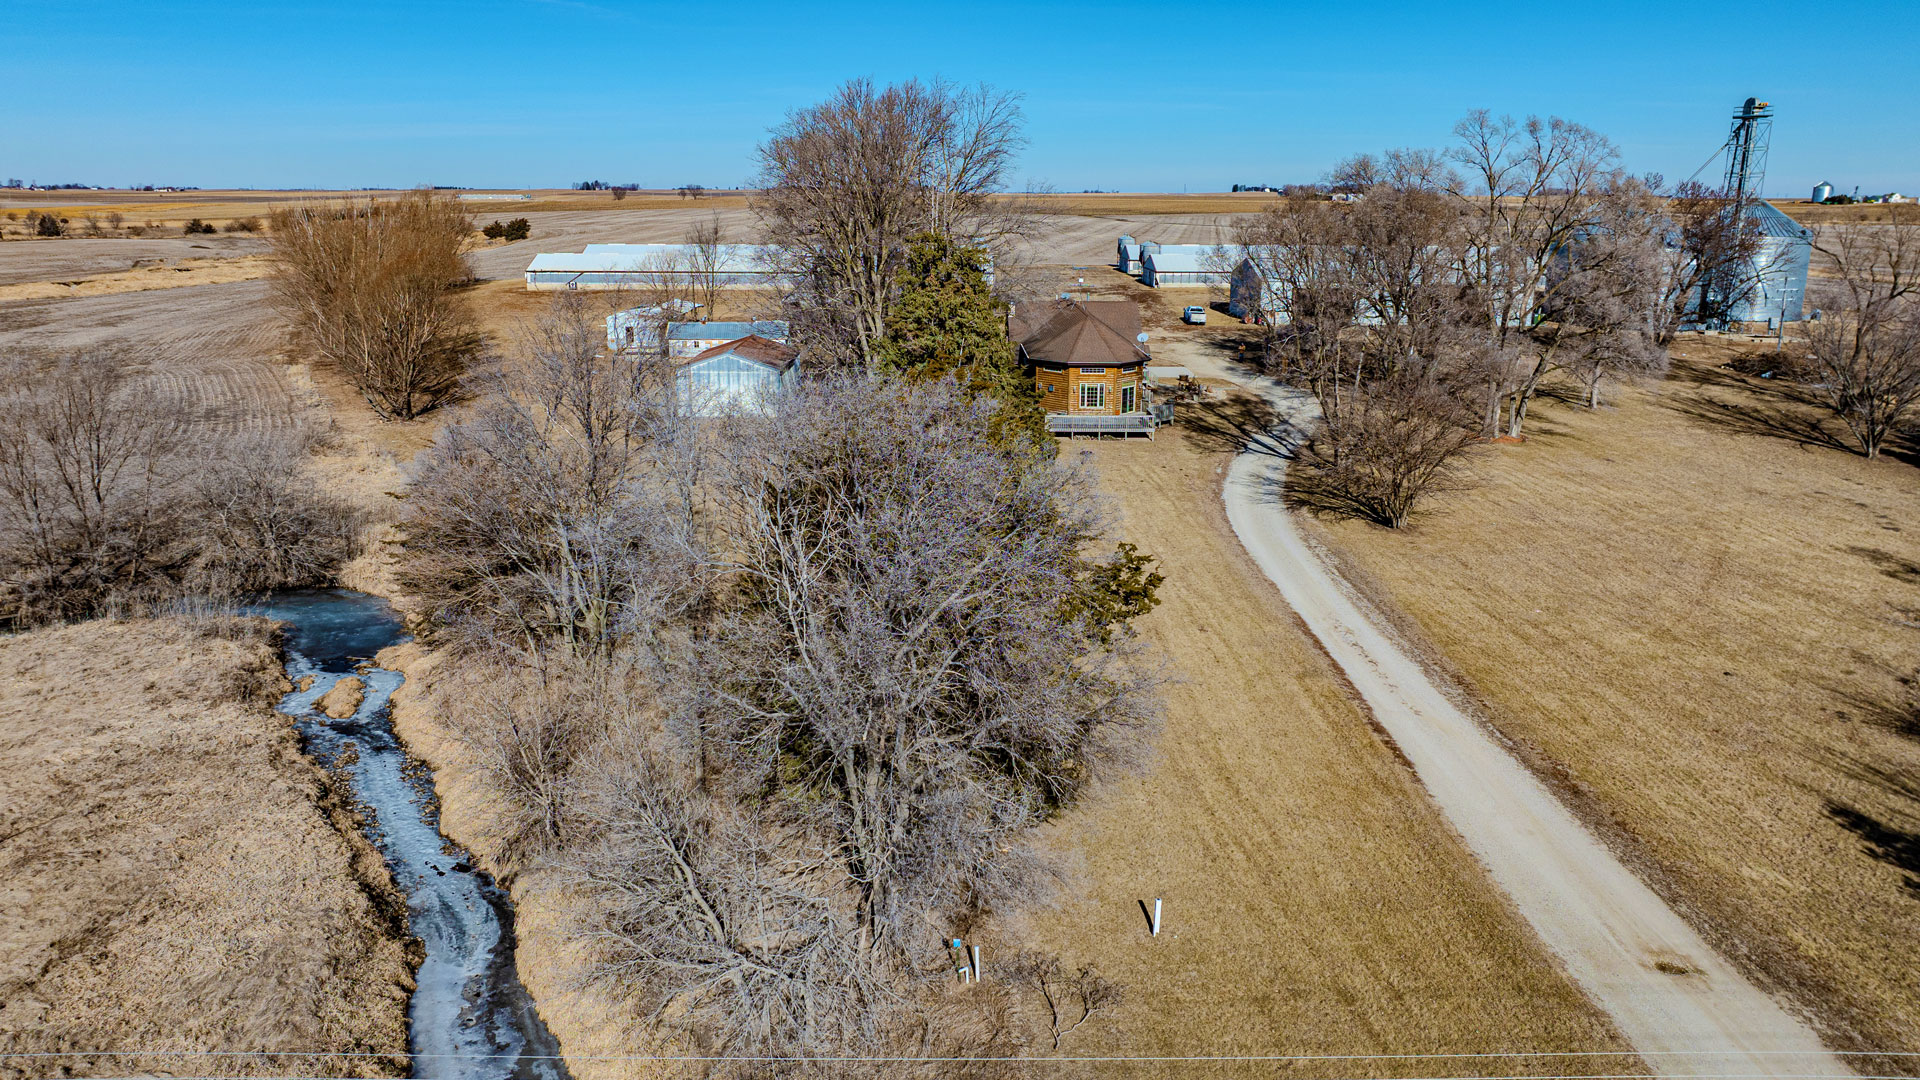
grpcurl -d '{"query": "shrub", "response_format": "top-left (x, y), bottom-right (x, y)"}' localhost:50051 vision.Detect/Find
top-left (484, 218), bottom-right (530, 241)
top-left (183, 218), bottom-right (217, 235)
top-left (0, 350), bottom-right (359, 627)
top-left (269, 192), bottom-right (481, 419)
top-left (33, 212), bottom-right (63, 237)
top-left (223, 216), bottom-right (263, 233)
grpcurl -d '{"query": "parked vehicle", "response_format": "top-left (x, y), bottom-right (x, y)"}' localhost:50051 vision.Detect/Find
top-left (1183, 305), bottom-right (1208, 325)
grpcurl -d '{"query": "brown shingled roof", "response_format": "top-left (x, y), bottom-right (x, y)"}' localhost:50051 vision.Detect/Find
top-left (1011, 299), bottom-right (1149, 368)
top-left (683, 334), bottom-right (799, 372)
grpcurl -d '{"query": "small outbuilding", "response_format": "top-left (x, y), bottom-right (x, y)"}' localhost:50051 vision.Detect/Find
top-left (606, 300), bottom-right (700, 353)
top-left (677, 335), bottom-right (800, 415)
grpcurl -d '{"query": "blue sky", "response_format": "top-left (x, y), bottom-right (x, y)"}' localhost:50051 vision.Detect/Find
top-left (6, 0), bottom-right (1915, 196)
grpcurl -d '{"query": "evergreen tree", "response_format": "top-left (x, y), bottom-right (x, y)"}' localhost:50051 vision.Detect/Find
top-left (876, 233), bottom-right (1051, 452)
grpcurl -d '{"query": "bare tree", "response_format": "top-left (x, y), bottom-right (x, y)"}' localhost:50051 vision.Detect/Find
top-left (1447, 111), bottom-right (1626, 437)
top-left (269, 191), bottom-right (482, 420)
top-left (1804, 207), bottom-right (1920, 458)
top-left (691, 375), bottom-right (1158, 958)
top-left (754, 79), bottom-right (1031, 368)
top-left (185, 430), bottom-right (359, 596)
top-left (684, 211), bottom-right (726, 320)
top-left (0, 350), bottom-right (181, 622)
top-left (400, 294), bottom-right (706, 658)
top-left (1008, 952), bottom-right (1123, 1050)
top-left (1544, 177), bottom-right (1671, 408)
top-left (565, 759), bottom-right (892, 1061)
top-left (0, 349), bottom-right (355, 625)
top-left (1288, 371), bottom-right (1477, 529)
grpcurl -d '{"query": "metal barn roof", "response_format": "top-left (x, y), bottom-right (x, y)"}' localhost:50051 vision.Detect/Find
top-left (666, 320), bottom-right (790, 341)
top-left (529, 243), bottom-right (779, 275)
top-left (1143, 250), bottom-right (1225, 273)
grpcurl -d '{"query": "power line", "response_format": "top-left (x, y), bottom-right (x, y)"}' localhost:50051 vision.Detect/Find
top-left (3, 1068), bottom-right (1904, 1076)
top-left (3, 1049), bottom-right (1914, 1063)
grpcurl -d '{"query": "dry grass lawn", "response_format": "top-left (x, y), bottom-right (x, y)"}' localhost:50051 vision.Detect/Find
top-left (993, 401), bottom-right (1631, 1076)
top-left (1297, 338), bottom-right (1920, 1059)
top-left (0, 617), bottom-right (416, 1079)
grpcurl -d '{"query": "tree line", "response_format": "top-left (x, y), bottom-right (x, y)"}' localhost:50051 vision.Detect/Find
top-left (1229, 113), bottom-right (1920, 527)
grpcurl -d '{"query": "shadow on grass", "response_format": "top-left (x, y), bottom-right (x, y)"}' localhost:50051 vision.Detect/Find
top-left (1176, 392), bottom-right (1300, 459)
top-left (1664, 360), bottom-right (1920, 467)
top-left (1816, 744), bottom-right (1920, 898)
top-left (1842, 545), bottom-right (1920, 585)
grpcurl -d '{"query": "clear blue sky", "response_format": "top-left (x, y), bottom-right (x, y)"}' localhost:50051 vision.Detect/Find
top-left (7, 0), bottom-right (1914, 197)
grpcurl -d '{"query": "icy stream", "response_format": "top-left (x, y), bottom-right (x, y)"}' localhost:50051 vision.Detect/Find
top-left (250, 589), bottom-right (567, 1080)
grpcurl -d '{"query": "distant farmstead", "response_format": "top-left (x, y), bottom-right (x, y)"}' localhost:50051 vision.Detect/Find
top-left (525, 243), bottom-right (786, 291)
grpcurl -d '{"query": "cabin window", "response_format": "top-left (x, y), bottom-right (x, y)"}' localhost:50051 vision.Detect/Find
top-left (1080, 383), bottom-right (1106, 410)
top-left (1078, 367), bottom-right (1106, 375)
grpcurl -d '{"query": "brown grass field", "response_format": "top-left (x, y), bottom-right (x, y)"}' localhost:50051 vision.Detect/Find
top-left (1296, 338), bottom-right (1920, 1058)
top-left (0, 618), bottom-right (415, 1079)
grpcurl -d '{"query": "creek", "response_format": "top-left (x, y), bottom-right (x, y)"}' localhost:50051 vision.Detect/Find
top-left (248, 589), bottom-right (568, 1080)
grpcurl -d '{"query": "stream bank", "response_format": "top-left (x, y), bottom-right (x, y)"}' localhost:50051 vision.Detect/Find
top-left (255, 590), bottom-right (568, 1080)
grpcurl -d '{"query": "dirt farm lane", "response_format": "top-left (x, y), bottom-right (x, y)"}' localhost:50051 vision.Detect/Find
top-left (1205, 366), bottom-right (1850, 1078)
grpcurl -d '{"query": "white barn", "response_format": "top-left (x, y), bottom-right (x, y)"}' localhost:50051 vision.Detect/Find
top-left (1141, 247), bottom-right (1231, 288)
top-left (526, 243), bottom-right (786, 291)
top-left (678, 335), bottom-right (800, 415)
top-left (1228, 257), bottom-right (1286, 322)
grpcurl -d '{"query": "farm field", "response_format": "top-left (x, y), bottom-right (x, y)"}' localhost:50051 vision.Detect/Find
top-left (0, 617), bottom-right (415, 1080)
top-left (1295, 339), bottom-right (1920, 1059)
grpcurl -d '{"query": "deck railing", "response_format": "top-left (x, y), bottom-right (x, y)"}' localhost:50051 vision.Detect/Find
top-left (1045, 413), bottom-right (1158, 438)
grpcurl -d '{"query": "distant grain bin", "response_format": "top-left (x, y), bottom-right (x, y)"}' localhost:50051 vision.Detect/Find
top-left (1812, 181), bottom-right (1834, 203)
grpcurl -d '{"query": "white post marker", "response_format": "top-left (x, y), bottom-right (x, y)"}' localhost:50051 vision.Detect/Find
top-left (970, 944), bottom-right (982, 983)
top-left (1151, 897), bottom-right (1162, 937)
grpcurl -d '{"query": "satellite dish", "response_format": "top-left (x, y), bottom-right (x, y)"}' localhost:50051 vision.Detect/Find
top-left (1137, 332), bottom-right (1150, 342)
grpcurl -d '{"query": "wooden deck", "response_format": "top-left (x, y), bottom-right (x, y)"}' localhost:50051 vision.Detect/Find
top-left (1046, 412), bottom-right (1158, 438)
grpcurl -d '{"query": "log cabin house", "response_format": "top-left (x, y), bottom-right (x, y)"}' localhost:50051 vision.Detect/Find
top-left (1010, 299), bottom-right (1155, 436)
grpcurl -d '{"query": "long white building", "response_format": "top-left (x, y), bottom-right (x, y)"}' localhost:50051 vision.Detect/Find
top-left (526, 243), bottom-right (787, 291)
